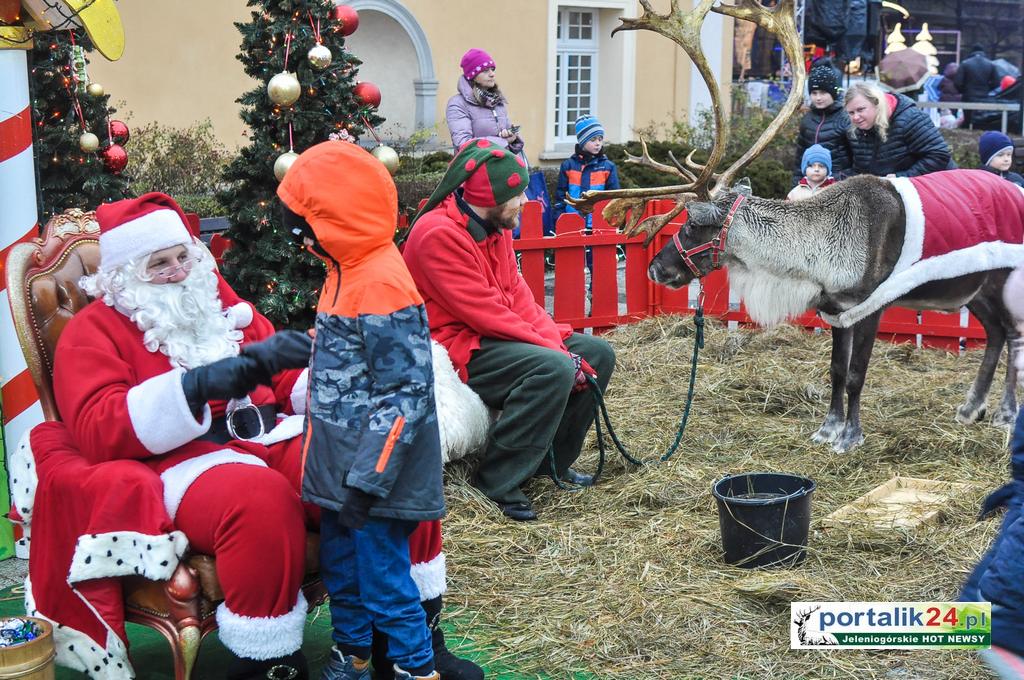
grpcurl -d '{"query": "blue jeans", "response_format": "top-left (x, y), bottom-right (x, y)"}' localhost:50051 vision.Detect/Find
top-left (319, 513), bottom-right (433, 672)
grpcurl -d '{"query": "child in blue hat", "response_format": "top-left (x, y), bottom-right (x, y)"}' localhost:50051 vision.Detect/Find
top-left (553, 115), bottom-right (621, 229)
top-left (979, 131), bottom-right (1024, 188)
top-left (787, 144), bottom-right (837, 201)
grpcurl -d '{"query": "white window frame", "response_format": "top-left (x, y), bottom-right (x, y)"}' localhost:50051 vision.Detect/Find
top-left (544, 0), bottom-right (636, 158)
top-left (553, 7), bottom-right (599, 144)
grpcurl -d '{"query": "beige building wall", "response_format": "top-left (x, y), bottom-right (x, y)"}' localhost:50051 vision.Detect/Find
top-left (90, 1), bottom-right (733, 164)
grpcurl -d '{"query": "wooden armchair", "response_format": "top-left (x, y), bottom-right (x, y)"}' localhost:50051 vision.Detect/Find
top-left (5, 209), bottom-right (326, 680)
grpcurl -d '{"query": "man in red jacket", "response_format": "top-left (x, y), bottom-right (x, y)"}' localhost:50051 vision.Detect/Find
top-left (402, 139), bottom-right (616, 521)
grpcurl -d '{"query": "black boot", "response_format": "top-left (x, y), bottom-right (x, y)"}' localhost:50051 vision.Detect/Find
top-left (226, 650), bottom-right (309, 680)
top-left (423, 596), bottom-right (484, 680)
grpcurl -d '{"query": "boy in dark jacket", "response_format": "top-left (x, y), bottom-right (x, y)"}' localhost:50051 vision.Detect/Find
top-left (979, 131), bottom-right (1024, 188)
top-left (278, 141), bottom-right (446, 680)
top-left (553, 114), bottom-right (621, 229)
top-left (961, 266), bottom-right (1024, 679)
top-left (792, 60), bottom-right (852, 186)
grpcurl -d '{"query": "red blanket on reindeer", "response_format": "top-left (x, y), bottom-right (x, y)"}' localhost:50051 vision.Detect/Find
top-left (821, 169), bottom-right (1024, 328)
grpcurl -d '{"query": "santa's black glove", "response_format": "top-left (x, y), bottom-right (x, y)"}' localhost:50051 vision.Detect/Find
top-left (181, 355), bottom-right (264, 416)
top-left (241, 330), bottom-right (313, 384)
top-left (336, 487), bottom-right (376, 530)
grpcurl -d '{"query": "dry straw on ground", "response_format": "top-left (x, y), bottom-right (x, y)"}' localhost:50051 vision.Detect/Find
top-left (441, 316), bottom-right (1010, 679)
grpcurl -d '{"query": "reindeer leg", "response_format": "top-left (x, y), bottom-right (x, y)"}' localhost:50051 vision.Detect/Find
top-left (812, 324), bottom-right (851, 444)
top-left (957, 300), bottom-right (1006, 425)
top-left (993, 329), bottom-right (1019, 426)
top-left (833, 311), bottom-right (883, 453)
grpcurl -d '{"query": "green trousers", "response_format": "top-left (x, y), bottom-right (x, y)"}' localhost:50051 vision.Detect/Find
top-left (465, 333), bottom-right (616, 505)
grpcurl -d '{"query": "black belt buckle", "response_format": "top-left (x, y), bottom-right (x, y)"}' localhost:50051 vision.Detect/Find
top-left (226, 403), bottom-right (267, 441)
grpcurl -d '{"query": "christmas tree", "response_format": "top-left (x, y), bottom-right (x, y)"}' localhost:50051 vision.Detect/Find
top-left (218, 1), bottom-right (385, 328)
top-left (29, 29), bottom-right (132, 222)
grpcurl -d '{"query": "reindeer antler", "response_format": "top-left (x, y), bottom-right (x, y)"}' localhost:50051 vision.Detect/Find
top-left (567, 0), bottom-right (806, 243)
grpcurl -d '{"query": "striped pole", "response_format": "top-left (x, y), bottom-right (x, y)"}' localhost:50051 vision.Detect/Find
top-left (1, 45), bottom-right (44, 559)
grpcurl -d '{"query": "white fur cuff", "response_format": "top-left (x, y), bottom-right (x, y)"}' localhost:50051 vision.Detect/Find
top-left (226, 302), bottom-right (254, 330)
top-left (68, 530), bottom-right (188, 584)
top-left (216, 591), bottom-right (308, 660)
top-left (126, 368), bottom-right (211, 454)
top-left (410, 552), bottom-right (447, 601)
top-left (290, 368), bottom-right (309, 415)
top-left (25, 576), bottom-right (135, 679)
top-left (9, 430), bottom-right (37, 524)
top-left (160, 451), bottom-right (267, 520)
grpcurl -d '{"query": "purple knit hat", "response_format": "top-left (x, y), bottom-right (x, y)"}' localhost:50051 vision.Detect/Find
top-left (460, 48), bottom-right (496, 81)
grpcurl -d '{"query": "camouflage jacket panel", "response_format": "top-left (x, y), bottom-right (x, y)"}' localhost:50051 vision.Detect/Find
top-left (303, 303), bottom-right (445, 521)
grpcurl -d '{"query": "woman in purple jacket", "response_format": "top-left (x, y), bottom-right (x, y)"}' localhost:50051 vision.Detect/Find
top-left (445, 48), bottom-right (524, 155)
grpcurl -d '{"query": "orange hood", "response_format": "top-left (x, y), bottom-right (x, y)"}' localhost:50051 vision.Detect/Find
top-left (277, 141), bottom-right (398, 269)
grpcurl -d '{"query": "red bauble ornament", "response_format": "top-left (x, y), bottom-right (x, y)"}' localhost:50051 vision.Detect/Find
top-left (108, 119), bottom-right (130, 146)
top-left (353, 81), bottom-right (381, 108)
top-left (331, 4), bottom-right (359, 36)
top-left (100, 144), bottom-right (128, 174)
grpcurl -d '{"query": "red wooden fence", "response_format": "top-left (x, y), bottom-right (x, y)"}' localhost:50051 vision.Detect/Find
top-left (511, 199), bottom-right (986, 350)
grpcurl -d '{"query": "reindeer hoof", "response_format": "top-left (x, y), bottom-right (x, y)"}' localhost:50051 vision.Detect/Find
top-left (811, 419), bottom-right (843, 444)
top-left (992, 407), bottom-right (1016, 427)
top-left (831, 427), bottom-right (864, 453)
top-left (955, 403), bottom-right (987, 425)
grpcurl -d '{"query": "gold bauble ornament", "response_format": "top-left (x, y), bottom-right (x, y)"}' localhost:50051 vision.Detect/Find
top-left (307, 43), bottom-right (333, 70)
top-left (267, 72), bottom-right (301, 106)
top-left (86, 82), bottom-right (104, 97)
top-left (274, 150), bottom-right (300, 181)
top-left (371, 144), bottom-right (400, 176)
top-left (78, 131), bottom-right (100, 152)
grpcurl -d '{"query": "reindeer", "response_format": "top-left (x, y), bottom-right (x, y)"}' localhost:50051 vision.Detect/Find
top-left (569, 0), bottom-right (1023, 452)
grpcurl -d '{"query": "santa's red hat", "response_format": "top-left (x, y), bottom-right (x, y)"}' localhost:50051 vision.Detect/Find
top-left (95, 192), bottom-right (193, 270)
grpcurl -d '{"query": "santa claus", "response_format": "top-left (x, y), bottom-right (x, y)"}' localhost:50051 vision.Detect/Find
top-left (22, 192), bottom-right (314, 679)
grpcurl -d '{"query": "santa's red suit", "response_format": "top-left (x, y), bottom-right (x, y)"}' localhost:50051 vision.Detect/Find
top-left (22, 279), bottom-right (311, 677)
top-left (17, 194), bottom-right (311, 678)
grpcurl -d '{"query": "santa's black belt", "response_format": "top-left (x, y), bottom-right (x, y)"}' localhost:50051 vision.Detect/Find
top-left (196, 404), bottom-right (278, 444)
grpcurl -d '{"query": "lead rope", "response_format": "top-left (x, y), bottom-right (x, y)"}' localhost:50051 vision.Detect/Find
top-left (546, 298), bottom-right (706, 490)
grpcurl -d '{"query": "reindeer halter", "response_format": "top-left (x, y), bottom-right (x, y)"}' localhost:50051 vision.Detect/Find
top-left (672, 194), bottom-right (746, 277)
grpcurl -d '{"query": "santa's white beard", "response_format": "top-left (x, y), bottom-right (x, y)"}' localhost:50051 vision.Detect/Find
top-left (82, 249), bottom-right (243, 369)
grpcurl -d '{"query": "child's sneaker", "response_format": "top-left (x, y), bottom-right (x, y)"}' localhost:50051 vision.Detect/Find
top-left (392, 666), bottom-right (440, 680)
top-left (319, 647), bottom-right (369, 680)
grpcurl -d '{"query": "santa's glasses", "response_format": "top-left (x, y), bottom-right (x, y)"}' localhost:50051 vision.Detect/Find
top-left (149, 257), bottom-right (199, 280)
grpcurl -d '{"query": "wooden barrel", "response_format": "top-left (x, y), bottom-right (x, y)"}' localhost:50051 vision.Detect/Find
top-left (0, 618), bottom-right (55, 680)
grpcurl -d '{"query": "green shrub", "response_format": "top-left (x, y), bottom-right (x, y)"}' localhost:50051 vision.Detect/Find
top-left (941, 128), bottom-right (982, 170)
top-left (394, 170), bottom-right (444, 218)
top-left (130, 120), bottom-right (232, 215)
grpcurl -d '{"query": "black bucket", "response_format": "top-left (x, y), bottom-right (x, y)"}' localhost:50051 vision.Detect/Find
top-left (712, 472), bottom-right (816, 569)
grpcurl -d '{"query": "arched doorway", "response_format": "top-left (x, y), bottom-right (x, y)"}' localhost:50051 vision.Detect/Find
top-left (345, 0), bottom-right (437, 140)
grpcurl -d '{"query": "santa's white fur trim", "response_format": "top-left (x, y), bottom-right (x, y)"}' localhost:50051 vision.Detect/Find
top-left (822, 178), bottom-right (1024, 328)
top-left (68, 530), bottom-right (188, 584)
top-left (410, 552), bottom-right (447, 601)
top-left (25, 575), bottom-right (135, 679)
top-left (432, 341), bottom-right (493, 463)
top-left (160, 451), bottom-right (267, 520)
top-left (226, 302), bottom-right (254, 330)
top-left (99, 208), bottom-right (192, 271)
top-left (290, 368), bottom-right (309, 415)
top-left (126, 368), bottom-right (212, 454)
top-left (9, 430), bottom-right (38, 525)
top-left (252, 414), bottom-right (305, 447)
top-left (216, 590), bottom-right (307, 660)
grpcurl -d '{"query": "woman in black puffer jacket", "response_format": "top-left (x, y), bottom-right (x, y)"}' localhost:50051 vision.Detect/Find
top-left (792, 61), bottom-right (852, 186)
top-left (842, 81), bottom-right (955, 178)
